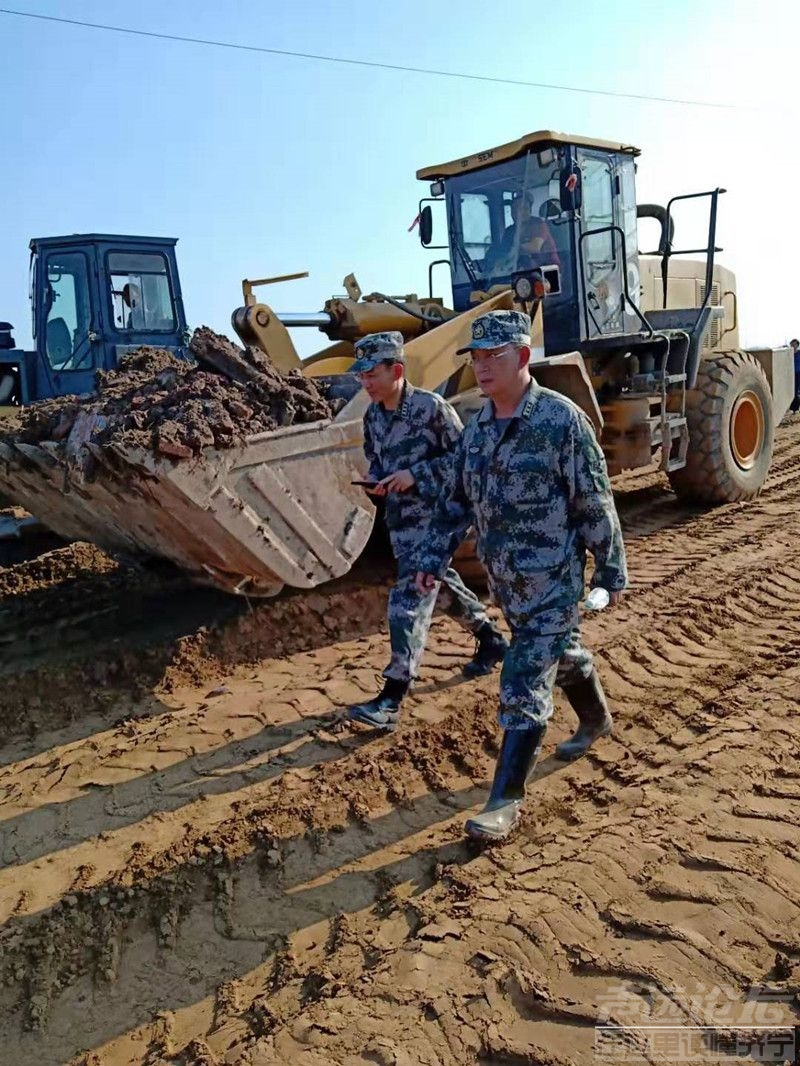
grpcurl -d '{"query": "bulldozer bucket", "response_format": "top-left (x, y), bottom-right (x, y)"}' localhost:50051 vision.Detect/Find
top-left (0, 417), bottom-right (374, 597)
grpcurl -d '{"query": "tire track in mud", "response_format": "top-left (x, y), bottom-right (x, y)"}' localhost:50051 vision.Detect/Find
top-left (2, 423), bottom-right (800, 1064)
top-left (614, 421), bottom-right (800, 592)
top-left (2, 418), bottom-right (798, 743)
top-left (2, 535), bottom-right (796, 924)
top-left (0, 562), bottom-right (395, 748)
top-left (3, 510), bottom-right (800, 1060)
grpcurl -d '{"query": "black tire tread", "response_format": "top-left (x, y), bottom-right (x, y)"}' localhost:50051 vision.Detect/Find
top-left (669, 351), bottom-right (774, 503)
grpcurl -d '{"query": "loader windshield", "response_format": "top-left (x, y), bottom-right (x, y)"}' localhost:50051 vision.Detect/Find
top-left (446, 150), bottom-right (570, 290)
top-left (108, 251), bottom-right (176, 333)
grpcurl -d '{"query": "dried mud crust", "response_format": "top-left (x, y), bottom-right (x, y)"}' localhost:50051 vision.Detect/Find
top-left (4, 327), bottom-right (332, 462)
top-left (2, 423), bottom-right (800, 1064)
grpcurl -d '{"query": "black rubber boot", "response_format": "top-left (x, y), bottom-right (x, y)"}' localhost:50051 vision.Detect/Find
top-left (555, 669), bottom-right (613, 761)
top-left (347, 678), bottom-right (410, 731)
top-left (463, 621), bottom-right (509, 679)
top-left (465, 726), bottom-right (545, 841)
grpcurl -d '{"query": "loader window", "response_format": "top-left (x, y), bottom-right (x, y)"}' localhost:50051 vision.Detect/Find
top-left (108, 252), bottom-right (176, 333)
top-left (43, 252), bottom-right (92, 371)
top-left (460, 194), bottom-right (492, 259)
top-left (448, 150), bottom-right (565, 288)
top-left (581, 157), bottom-right (615, 266)
top-left (578, 150), bottom-right (627, 337)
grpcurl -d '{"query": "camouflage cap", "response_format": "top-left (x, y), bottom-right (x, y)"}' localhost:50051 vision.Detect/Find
top-left (350, 331), bottom-right (406, 373)
top-left (457, 310), bottom-right (531, 354)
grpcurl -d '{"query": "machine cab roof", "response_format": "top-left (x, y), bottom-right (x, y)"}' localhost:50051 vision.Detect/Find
top-left (417, 130), bottom-right (640, 181)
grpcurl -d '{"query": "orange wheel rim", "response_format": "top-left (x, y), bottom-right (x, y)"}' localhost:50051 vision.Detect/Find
top-left (730, 390), bottom-right (765, 470)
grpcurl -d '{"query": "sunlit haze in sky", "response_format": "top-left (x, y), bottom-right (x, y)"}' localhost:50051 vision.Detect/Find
top-left (2, 0), bottom-right (797, 357)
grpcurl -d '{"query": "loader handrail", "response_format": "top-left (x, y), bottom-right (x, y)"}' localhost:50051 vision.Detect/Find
top-left (661, 188), bottom-right (726, 330)
top-left (577, 224), bottom-right (654, 339)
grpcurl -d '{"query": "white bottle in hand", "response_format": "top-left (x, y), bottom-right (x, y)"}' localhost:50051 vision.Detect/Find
top-left (583, 587), bottom-right (610, 612)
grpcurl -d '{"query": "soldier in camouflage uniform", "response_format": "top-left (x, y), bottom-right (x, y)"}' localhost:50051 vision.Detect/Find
top-left (346, 331), bottom-right (508, 731)
top-left (417, 310), bottom-right (627, 841)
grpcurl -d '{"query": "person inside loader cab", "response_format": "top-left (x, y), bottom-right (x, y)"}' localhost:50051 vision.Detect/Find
top-left (344, 331), bottom-right (508, 732)
top-left (484, 192), bottom-right (560, 276)
top-left (122, 283), bottom-right (146, 330)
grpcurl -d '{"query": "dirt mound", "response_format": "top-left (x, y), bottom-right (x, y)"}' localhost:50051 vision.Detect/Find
top-left (0, 541), bottom-right (119, 599)
top-left (6, 328), bottom-right (332, 462)
top-left (0, 553), bottom-right (391, 744)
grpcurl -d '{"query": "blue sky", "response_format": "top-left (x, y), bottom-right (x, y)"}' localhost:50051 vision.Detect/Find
top-left (1, 0), bottom-right (797, 357)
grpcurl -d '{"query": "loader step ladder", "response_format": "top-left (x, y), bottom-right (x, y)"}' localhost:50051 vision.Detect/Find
top-left (655, 364), bottom-right (689, 474)
top-left (649, 411), bottom-right (689, 471)
top-left (627, 330), bottom-right (690, 473)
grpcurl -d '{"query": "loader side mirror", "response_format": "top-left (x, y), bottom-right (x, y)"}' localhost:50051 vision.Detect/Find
top-left (560, 166), bottom-right (582, 213)
top-left (420, 205), bottom-right (433, 247)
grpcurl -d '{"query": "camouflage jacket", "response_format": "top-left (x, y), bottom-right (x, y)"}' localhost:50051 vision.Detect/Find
top-left (418, 380), bottom-right (628, 634)
top-left (363, 382), bottom-right (463, 557)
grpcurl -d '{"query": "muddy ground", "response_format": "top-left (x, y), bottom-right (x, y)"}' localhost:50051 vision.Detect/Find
top-left (1, 422), bottom-right (799, 1065)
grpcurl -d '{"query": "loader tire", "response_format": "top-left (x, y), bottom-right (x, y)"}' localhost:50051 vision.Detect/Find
top-left (669, 351), bottom-right (774, 503)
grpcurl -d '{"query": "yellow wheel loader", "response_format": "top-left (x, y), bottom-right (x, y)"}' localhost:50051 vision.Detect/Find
top-left (0, 132), bottom-right (793, 594)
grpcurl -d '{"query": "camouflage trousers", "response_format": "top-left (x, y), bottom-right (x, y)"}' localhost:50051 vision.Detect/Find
top-left (499, 626), bottom-right (593, 730)
top-left (384, 552), bottom-right (489, 683)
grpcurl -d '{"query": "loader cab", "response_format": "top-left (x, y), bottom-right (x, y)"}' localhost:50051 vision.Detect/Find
top-left (417, 132), bottom-right (642, 356)
top-left (26, 234), bottom-right (188, 401)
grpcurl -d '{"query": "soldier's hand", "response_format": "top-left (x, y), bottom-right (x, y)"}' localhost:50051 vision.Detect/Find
top-left (416, 572), bottom-right (437, 595)
top-left (379, 469), bottom-right (416, 493)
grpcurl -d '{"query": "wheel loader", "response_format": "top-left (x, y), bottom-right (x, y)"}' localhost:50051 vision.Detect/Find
top-left (0, 131), bottom-right (793, 595)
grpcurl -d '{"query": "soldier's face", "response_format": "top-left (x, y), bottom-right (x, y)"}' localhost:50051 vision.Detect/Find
top-left (358, 361), bottom-right (403, 403)
top-left (472, 344), bottom-right (527, 396)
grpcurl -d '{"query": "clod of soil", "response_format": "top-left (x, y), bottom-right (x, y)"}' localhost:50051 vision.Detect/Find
top-left (4, 327), bottom-right (333, 462)
top-left (0, 541), bottom-right (119, 599)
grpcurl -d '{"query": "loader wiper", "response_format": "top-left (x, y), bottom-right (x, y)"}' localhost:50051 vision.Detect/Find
top-left (69, 333), bottom-right (94, 371)
top-left (447, 201), bottom-right (480, 287)
top-left (52, 330), bottom-right (94, 373)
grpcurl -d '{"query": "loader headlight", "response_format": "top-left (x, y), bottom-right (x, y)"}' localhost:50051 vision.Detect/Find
top-left (513, 270), bottom-right (550, 302)
top-left (514, 275), bottom-right (534, 302)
